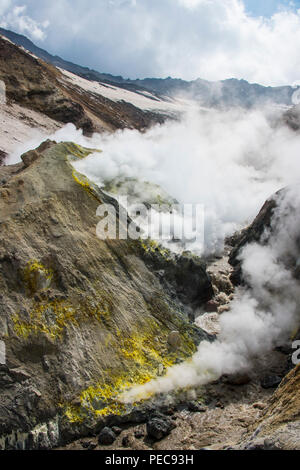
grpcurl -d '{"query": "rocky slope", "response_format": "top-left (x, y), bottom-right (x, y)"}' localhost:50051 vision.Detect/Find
top-left (0, 140), bottom-right (212, 450)
top-left (0, 35), bottom-right (170, 163)
top-left (234, 364), bottom-right (300, 450)
top-left (0, 140), bottom-right (299, 451)
top-left (1, 28), bottom-right (299, 166)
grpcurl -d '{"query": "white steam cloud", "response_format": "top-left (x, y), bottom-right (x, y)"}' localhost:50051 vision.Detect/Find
top-left (51, 106), bottom-right (299, 401)
top-left (63, 107), bottom-right (300, 254)
top-left (121, 185), bottom-right (300, 402)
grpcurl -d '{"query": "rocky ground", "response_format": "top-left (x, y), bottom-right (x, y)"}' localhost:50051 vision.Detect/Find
top-left (58, 249), bottom-right (292, 451)
top-left (60, 348), bottom-right (287, 451)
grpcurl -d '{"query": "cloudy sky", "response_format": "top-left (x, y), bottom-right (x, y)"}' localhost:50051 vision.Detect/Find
top-left (1, 0), bottom-right (300, 86)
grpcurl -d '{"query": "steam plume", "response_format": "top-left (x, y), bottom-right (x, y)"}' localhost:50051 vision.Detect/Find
top-left (67, 107), bottom-right (300, 253)
top-left (121, 186), bottom-right (300, 402)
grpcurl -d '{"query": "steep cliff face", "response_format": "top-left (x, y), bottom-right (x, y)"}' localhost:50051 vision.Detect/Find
top-left (0, 141), bottom-right (212, 449)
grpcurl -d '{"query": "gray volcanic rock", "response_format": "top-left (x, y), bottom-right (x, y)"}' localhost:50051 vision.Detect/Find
top-left (260, 375), bottom-right (282, 389)
top-left (229, 186), bottom-right (300, 286)
top-left (140, 246), bottom-right (213, 311)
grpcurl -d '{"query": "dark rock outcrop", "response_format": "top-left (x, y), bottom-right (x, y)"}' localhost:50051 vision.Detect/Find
top-left (229, 194), bottom-right (279, 285)
top-left (282, 104), bottom-right (300, 131)
top-left (260, 375), bottom-right (282, 389)
top-left (140, 246), bottom-right (213, 312)
top-left (0, 150), bottom-right (7, 166)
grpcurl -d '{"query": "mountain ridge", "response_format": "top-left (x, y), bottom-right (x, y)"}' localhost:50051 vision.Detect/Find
top-left (1, 27), bottom-right (299, 109)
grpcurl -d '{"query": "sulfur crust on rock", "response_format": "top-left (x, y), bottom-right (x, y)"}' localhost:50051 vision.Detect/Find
top-left (23, 260), bottom-right (54, 295)
top-left (72, 169), bottom-right (102, 203)
top-left (12, 295), bottom-right (111, 340)
top-left (64, 322), bottom-right (194, 422)
top-left (140, 238), bottom-right (171, 261)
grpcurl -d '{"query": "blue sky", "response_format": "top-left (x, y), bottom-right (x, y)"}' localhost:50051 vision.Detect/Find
top-left (245, 0), bottom-right (300, 17)
top-left (0, 0), bottom-right (300, 86)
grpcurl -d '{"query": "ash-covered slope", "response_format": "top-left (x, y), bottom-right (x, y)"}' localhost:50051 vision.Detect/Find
top-left (0, 140), bottom-right (212, 449)
top-left (1, 27), bottom-right (299, 109)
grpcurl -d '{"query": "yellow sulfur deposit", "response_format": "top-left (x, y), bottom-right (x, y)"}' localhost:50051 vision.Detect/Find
top-left (23, 260), bottom-right (53, 295)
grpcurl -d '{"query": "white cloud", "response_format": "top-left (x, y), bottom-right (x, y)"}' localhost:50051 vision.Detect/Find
top-left (1, 0), bottom-right (300, 85)
top-left (0, 2), bottom-right (48, 40)
top-left (0, 0), bottom-right (11, 15)
top-left (36, 0), bottom-right (300, 85)
top-left (177, 0), bottom-right (211, 9)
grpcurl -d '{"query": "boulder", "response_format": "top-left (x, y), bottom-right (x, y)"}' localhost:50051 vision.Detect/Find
top-left (80, 440), bottom-right (97, 450)
top-left (146, 415), bottom-right (176, 441)
top-left (187, 401), bottom-right (207, 413)
top-left (122, 434), bottom-right (133, 448)
top-left (98, 427), bottom-right (116, 446)
top-left (260, 375), bottom-right (282, 389)
top-left (112, 426), bottom-right (122, 436)
top-left (167, 331), bottom-right (181, 349)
